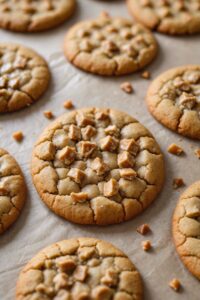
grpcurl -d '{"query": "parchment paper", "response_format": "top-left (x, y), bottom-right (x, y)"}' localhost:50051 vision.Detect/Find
top-left (0, 0), bottom-right (200, 299)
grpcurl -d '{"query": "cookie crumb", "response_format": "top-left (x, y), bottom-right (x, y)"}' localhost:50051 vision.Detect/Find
top-left (169, 278), bottom-right (181, 292)
top-left (167, 143), bottom-right (183, 155)
top-left (141, 70), bottom-right (151, 79)
top-left (137, 224), bottom-right (151, 235)
top-left (100, 11), bottom-right (110, 18)
top-left (12, 131), bottom-right (24, 142)
top-left (44, 110), bottom-right (54, 119)
top-left (120, 82), bottom-right (134, 94)
top-left (173, 178), bottom-right (185, 189)
top-left (64, 100), bottom-right (74, 109)
top-left (142, 240), bottom-right (152, 251)
top-left (194, 148), bottom-right (200, 159)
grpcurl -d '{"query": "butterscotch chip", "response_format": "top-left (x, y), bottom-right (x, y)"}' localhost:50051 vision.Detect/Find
top-left (137, 224), bottom-right (151, 235)
top-left (64, 15), bottom-right (157, 76)
top-left (167, 144), bottom-right (183, 155)
top-left (73, 265), bottom-right (88, 282)
top-left (173, 178), bottom-right (185, 189)
top-left (142, 240), bottom-right (152, 251)
top-left (104, 125), bottom-right (120, 137)
top-left (16, 238), bottom-right (143, 300)
top-left (0, 43), bottom-right (50, 113)
top-left (77, 141), bottom-right (97, 158)
top-left (91, 157), bottom-right (109, 175)
top-left (44, 110), bottom-right (54, 119)
top-left (68, 168), bottom-right (86, 184)
top-left (118, 151), bottom-right (135, 168)
top-left (57, 146), bottom-right (76, 165)
top-left (68, 125), bottom-right (81, 141)
top-left (141, 70), bottom-right (151, 79)
top-left (64, 100), bottom-right (74, 109)
top-left (100, 136), bottom-right (119, 152)
top-left (57, 258), bottom-right (76, 272)
top-left (120, 138), bottom-right (139, 155)
top-left (0, 148), bottom-right (26, 234)
top-left (31, 108), bottom-right (164, 225)
top-left (81, 125), bottom-right (97, 140)
top-left (194, 148), bottom-right (200, 159)
top-left (146, 65), bottom-right (200, 139)
top-left (0, 0), bottom-right (75, 32)
top-left (12, 131), bottom-right (24, 142)
top-left (169, 278), bottom-right (181, 292)
top-left (103, 179), bottom-right (119, 197)
top-left (120, 82), bottom-right (134, 94)
top-left (172, 181), bottom-right (200, 280)
top-left (71, 192), bottom-right (88, 202)
top-left (120, 168), bottom-right (137, 180)
top-left (127, 0), bottom-right (200, 35)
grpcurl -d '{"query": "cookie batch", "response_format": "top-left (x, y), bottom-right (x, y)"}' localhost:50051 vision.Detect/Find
top-left (0, 0), bottom-right (200, 299)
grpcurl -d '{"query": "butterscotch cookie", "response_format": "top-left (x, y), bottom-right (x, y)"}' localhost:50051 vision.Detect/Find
top-left (146, 65), bottom-right (200, 139)
top-left (16, 237), bottom-right (143, 300)
top-left (0, 43), bottom-right (50, 113)
top-left (31, 107), bottom-right (164, 225)
top-left (127, 0), bottom-right (200, 35)
top-left (172, 181), bottom-right (200, 280)
top-left (64, 14), bottom-right (158, 76)
top-left (0, 148), bottom-right (26, 234)
top-left (0, 0), bottom-right (75, 32)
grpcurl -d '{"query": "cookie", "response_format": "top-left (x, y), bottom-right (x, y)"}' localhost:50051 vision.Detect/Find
top-left (0, 43), bottom-right (50, 113)
top-left (31, 107), bottom-right (164, 225)
top-left (146, 65), bottom-right (200, 140)
top-left (0, 0), bottom-right (76, 32)
top-left (16, 237), bottom-right (143, 300)
top-left (172, 181), bottom-right (200, 280)
top-left (0, 148), bottom-right (26, 234)
top-left (127, 0), bottom-right (200, 35)
top-left (64, 14), bottom-right (158, 76)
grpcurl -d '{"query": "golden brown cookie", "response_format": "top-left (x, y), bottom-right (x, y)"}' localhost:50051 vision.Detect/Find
top-left (172, 181), bottom-right (200, 280)
top-left (0, 148), bottom-right (26, 234)
top-left (146, 65), bottom-right (200, 140)
top-left (0, 43), bottom-right (50, 113)
top-left (127, 0), bottom-right (200, 35)
top-left (31, 107), bottom-right (164, 225)
top-left (0, 0), bottom-right (76, 32)
top-left (64, 14), bottom-right (158, 76)
top-left (16, 237), bottom-right (143, 300)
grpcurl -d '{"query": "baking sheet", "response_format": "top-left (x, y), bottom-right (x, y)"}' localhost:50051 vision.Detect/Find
top-left (0, 0), bottom-right (200, 299)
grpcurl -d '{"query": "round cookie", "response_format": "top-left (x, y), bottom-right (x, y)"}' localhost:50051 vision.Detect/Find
top-left (31, 107), bottom-right (164, 225)
top-left (16, 237), bottom-right (143, 300)
top-left (0, 148), bottom-right (26, 234)
top-left (0, 0), bottom-right (76, 32)
top-left (172, 181), bottom-right (200, 280)
top-left (0, 43), bottom-right (50, 113)
top-left (64, 14), bottom-right (158, 76)
top-left (146, 65), bottom-right (200, 140)
top-left (127, 0), bottom-right (200, 35)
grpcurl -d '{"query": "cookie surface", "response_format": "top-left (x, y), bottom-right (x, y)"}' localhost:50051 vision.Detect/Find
top-left (16, 237), bottom-right (143, 300)
top-left (127, 0), bottom-right (200, 35)
top-left (0, 0), bottom-right (75, 32)
top-left (0, 148), bottom-right (26, 234)
top-left (172, 181), bottom-right (200, 280)
top-left (64, 14), bottom-right (158, 76)
top-left (31, 107), bottom-right (164, 225)
top-left (146, 65), bottom-right (200, 139)
top-left (0, 43), bottom-right (50, 113)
